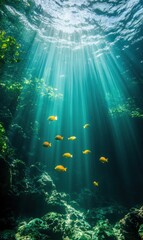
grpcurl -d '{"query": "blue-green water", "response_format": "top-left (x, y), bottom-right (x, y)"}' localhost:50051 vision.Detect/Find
top-left (1, 0), bottom-right (143, 217)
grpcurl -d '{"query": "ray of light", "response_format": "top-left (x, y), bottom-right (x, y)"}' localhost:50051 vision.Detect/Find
top-left (8, 4), bottom-right (143, 205)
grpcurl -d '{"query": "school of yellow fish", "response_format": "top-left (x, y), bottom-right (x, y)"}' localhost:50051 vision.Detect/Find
top-left (42, 115), bottom-right (109, 188)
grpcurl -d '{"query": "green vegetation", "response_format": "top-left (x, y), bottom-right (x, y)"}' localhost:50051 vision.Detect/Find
top-left (0, 81), bottom-right (22, 93)
top-left (0, 123), bottom-right (14, 158)
top-left (0, 76), bottom-right (63, 102)
top-left (0, 31), bottom-right (21, 64)
top-left (0, 122), bottom-right (10, 157)
top-left (108, 97), bottom-right (143, 118)
top-left (23, 77), bottom-right (63, 100)
top-left (0, 123), bottom-right (7, 155)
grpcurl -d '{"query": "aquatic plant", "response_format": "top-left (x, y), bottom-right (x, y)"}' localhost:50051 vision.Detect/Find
top-left (108, 96), bottom-right (143, 118)
top-left (0, 122), bottom-right (8, 156)
top-left (0, 80), bottom-right (23, 94)
top-left (23, 77), bottom-right (63, 100)
top-left (0, 123), bottom-right (14, 158)
top-left (0, 31), bottom-right (21, 64)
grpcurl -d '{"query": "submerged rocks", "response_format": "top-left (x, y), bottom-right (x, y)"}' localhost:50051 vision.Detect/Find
top-left (36, 172), bottom-right (56, 192)
top-left (11, 159), bottom-right (26, 182)
top-left (138, 224), bottom-right (143, 239)
top-left (85, 205), bottom-right (127, 227)
top-left (92, 219), bottom-right (116, 240)
top-left (1, 155), bottom-right (143, 240)
top-left (15, 218), bottom-right (50, 240)
top-left (117, 206), bottom-right (143, 240)
top-left (15, 208), bottom-right (91, 240)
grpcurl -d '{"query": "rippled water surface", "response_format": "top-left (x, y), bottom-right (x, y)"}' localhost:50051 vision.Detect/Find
top-left (2, 0), bottom-right (143, 51)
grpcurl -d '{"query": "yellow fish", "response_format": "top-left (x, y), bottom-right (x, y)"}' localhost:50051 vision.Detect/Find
top-left (63, 152), bottom-right (73, 158)
top-left (43, 141), bottom-right (52, 148)
top-left (55, 165), bottom-right (67, 172)
top-left (83, 123), bottom-right (90, 128)
top-left (68, 136), bottom-right (76, 140)
top-left (82, 150), bottom-right (91, 154)
top-left (48, 115), bottom-right (58, 121)
top-left (55, 135), bottom-right (64, 140)
top-left (93, 181), bottom-right (99, 187)
top-left (99, 156), bottom-right (108, 163)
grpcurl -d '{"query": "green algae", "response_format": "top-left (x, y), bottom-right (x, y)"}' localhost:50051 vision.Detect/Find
top-left (0, 31), bottom-right (21, 64)
top-left (108, 97), bottom-right (143, 118)
top-left (0, 122), bottom-right (8, 156)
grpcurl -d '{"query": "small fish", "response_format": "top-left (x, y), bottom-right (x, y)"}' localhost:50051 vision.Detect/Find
top-left (55, 165), bottom-right (67, 172)
top-left (55, 135), bottom-right (64, 140)
top-left (43, 141), bottom-right (52, 148)
top-left (82, 150), bottom-right (91, 154)
top-left (68, 136), bottom-right (76, 140)
top-left (63, 152), bottom-right (73, 158)
top-left (99, 156), bottom-right (108, 163)
top-left (93, 181), bottom-right (99, 187)
top-left (48, 115), bottom-right (58, 121)
top-left (83, 123), bottom-right (90, 128)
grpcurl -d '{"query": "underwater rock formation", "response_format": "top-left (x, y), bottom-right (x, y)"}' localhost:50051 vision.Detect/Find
top-left (12, 198), bottom-right (143, 239)
top-left (117, 206), bottom-right (143, 240)
top-left (0, 158), bottom-right (143, 240)
top-left (85, 205), bottom-right (128, 227)
top-left (138, 224), bottom-right (143, 239)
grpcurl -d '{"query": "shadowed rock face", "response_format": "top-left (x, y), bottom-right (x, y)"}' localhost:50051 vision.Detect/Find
top-left (139, 224), bottom-right (143, 240)
top-left (118, 206), bottom-right (143, 240)
top-left (0, 157), bottom-right (11, 194)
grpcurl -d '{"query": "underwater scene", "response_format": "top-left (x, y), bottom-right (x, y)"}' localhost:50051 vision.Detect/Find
top-left (0, 0), bottom-right (143, 239)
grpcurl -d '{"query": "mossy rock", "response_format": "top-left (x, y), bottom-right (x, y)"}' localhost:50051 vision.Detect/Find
top-left (15, 218), bottom-right (50, 240)
top-left (72, 230), bottom-right (92, 240)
